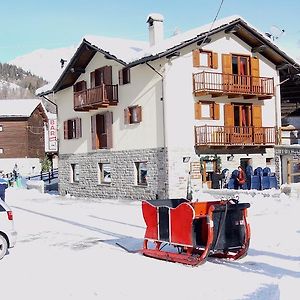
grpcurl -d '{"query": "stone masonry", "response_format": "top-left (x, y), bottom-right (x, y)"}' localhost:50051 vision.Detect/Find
top-left (58, 147), bottom-right (168, 200)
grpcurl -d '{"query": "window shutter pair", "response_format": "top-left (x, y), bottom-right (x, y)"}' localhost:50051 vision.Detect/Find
top-left (192, 49), bottom-right (218, 69)
top-left (73, 81), bottom-right (87, 92)
top-left (124, 106), bottom-right (142, 124)
top-left (64, 118), bottom-right (82, 139)
top-left (194, 102), bottom-right (219, 120)
top-left (224, 104), bottom-right (262, 127)
top-left (119, 68), bottom-right (131, 85)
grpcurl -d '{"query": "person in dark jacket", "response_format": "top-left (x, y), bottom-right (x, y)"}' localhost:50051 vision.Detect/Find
top-left (211, 171), bottom-right (223, 189)
top-left (245, 160), bottom-right (253, 190)
top-left (0, 173), bottom-right (8, 202)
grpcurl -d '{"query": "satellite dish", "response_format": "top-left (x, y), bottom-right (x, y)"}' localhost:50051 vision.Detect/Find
top-left (265, 25), bottom-right (285, 41)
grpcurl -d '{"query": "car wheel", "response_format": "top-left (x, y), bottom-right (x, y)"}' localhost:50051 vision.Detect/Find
top-left (0, 235), bottom-right (8, 260)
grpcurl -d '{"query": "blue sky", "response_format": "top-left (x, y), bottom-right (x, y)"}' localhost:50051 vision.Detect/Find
top-left (1, 0), bottom-right (299, 62)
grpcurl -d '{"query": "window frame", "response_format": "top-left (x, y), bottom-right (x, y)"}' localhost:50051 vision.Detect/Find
top-left (64, 118), bottom-right (82, 140)
top-left (135, 161), bottom-right (148, 186)
top-left (124, 105), bottom-right (142, 124)
top-left (70, 163), bottom-right (80, 183)
top-left (98, 162), bottom-right (111, 185)
top-left (119, 68), bottom-right (131, 85)
top-left (194, 101), bottom-right (219, 120)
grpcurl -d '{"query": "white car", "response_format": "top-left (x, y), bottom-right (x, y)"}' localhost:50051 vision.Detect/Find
top-left (0, 200), bottom-right (17, 259)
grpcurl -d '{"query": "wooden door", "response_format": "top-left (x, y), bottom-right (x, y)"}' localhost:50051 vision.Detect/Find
top-left (231, 55), bottom-right (250, 93)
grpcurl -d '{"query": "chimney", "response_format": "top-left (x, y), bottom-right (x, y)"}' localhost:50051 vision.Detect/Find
top-left (146, 13), bottom-right (164, 47)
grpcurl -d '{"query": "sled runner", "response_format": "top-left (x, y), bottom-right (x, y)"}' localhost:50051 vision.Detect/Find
top-left (141, 198), bottom-right (250, 266)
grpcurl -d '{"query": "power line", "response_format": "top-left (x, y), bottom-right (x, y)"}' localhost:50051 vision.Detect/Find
top-left (198, 0), bottom-right (225, 48)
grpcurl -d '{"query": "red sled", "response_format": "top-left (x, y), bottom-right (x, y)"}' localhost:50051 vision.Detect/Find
top-left (141, 199), bottom-right (250, 266)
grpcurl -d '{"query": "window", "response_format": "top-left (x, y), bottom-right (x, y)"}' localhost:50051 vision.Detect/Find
top-left (91, 112), bottom-right (113, 150)
top-left (0, 148), bottom-right (3, 154)
top-left (64, 118), bottom-right (82, 139)
top-left (70, 164), bottom-right (79, 183)
top-left (135, 162), bottom-right (147, 186)
top-left (0, 125), bottom-right (3, 132)
top-left (73, 80), bottom-right (87, 92)
top-left (90, 66), bottom-right (112, 88)
top-left (193, 49), bottom-right (218, 68)
top-left (194, 101), bottom-right (219, 120)
top-left (98, 163), bottom-right (111, 184)
top-left (124, 106), bottom-right (142, 124)
top-left (266, 158), bottom-right (274, 166)
top-left (119, 68), bottom-right (131, 85)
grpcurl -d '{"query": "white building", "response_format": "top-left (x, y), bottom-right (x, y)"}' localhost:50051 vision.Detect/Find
top-left (39, 15), bottom-right (299, 200)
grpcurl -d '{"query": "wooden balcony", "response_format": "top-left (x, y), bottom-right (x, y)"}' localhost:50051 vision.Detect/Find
top-left (193, 71), bottom-right (274, 100)
top-left (74, 84), bottom-right (118, 111)
top-left (195, 125), bottom-right (277, 147)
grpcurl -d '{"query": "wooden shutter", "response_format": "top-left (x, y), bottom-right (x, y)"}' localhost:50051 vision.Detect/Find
top-left (222, 54), bottom-right (232, 88)
top-left (194, 102), bottom-right (201, 120)
top-left (125, 68), bottom-right (130, 84)
top-left (91, 115), bottom-right (97, 150)
top-left (64, 121), bottom-right (68, 139)
top-left (222, 54), bottom-right (232, 74)
top-left (212, 52), bottom-right (218, 69)
top-left (118, 69), bottom-right (123, 85)
top-left (75, 118), bottom-right (82, 138)
top-left (136, 106), bottom-right (142, 123)
top-left (251, 57), bottom-right (260, 88)
top-left (252, 104), bottom-right (263, 143)
top-left (105, 111), bottom-right (113, 149)
top-left (90, 71), bottom-right (95, 88)
top-left (193, 49), bottom-right (200, 67)
top-left (104, 66), bottom-right (112, 85)
top-left (213, 103), bottom-right (220, 120)
top-left (252, 105), bottom-right (262, 127)
top-left (124, 108), bottom-right (130, 124)
top-left (224, 104), bottom-right (234, 126)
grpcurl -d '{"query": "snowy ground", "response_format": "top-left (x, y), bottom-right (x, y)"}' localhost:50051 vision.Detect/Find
top-left (1, 188), bottom-right (300, 299)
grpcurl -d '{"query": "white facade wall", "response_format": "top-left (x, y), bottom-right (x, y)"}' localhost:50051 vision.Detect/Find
top-left (55, 53), bottom-right (165, 155)
top-left (164, 33), bottom-right (280, 150)
top-left (163, 33), bottom-right (280, 197)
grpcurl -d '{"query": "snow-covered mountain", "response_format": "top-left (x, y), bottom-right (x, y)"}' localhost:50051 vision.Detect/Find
top-left (9, 46), bottom-right (77, 83)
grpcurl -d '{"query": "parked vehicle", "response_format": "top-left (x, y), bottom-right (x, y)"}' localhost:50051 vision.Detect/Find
top-left (0, 200), bottom-right (17, 259)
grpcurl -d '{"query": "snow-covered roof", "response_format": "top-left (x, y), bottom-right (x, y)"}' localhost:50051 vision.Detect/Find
top-left (38, 14), bottom-right (299, 95)
top-left (83, 15), bottom-right (244, 64)
top-left (0, 99), bottom-right (44, 118)
top-left (147, 13), bottom-right (164, 22)
top-left (84, 35), bottom-right (148, 64)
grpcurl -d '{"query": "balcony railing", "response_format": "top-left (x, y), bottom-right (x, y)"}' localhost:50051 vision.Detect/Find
top-left (193, 71), bottom-right (274, 99)
top-left (195, 125), bottom-right (277, 146)
top-left (74, 84), bottom-right (118, 111)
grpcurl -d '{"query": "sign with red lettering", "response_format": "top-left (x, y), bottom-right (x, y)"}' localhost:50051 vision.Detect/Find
top-left (48, 119), bottom-right (57, 151)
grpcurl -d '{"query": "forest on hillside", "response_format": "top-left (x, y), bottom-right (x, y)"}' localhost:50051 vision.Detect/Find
top-left (0, 62), bottom-right (47, 99)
